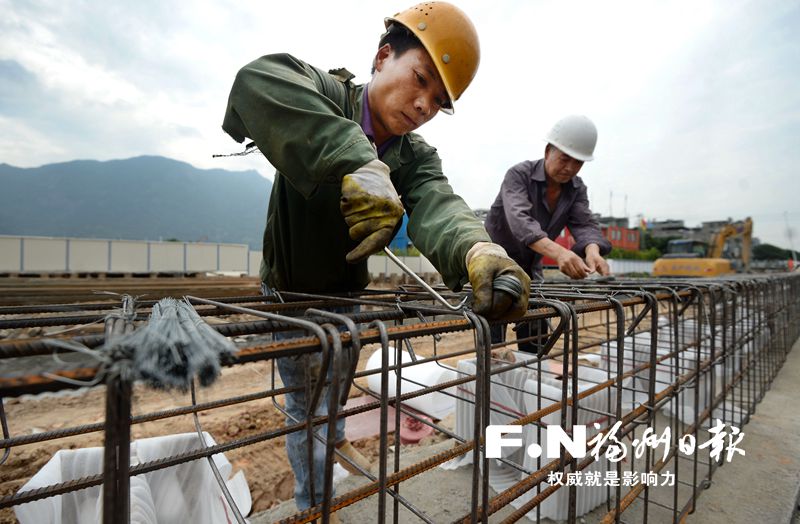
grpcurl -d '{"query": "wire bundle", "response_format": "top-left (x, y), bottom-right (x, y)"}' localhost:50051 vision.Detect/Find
top-left (123, 297), bottom-right (236, 390)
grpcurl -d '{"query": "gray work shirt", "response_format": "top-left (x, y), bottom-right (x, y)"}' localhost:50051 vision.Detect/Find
top-left (484, 159), bottom-right (611, 280)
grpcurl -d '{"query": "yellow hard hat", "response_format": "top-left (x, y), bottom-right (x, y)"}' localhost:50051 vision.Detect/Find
top-left (386, 2), bottom-right (480, 113)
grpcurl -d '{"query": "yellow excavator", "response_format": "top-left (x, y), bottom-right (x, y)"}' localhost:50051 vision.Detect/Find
top-left (652, 217), bottom-right (753, 277)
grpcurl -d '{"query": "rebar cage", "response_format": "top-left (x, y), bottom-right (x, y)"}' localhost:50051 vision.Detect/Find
top-left (1, 274), bottom-right (798, 523)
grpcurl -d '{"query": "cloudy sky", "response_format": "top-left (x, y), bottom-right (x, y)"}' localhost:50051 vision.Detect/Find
top-left (2, 0), bottom-right (798, 248)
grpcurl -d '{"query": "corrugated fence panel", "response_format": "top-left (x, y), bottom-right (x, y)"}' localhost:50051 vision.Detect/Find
top-left (23, 238), bottom-right (67, 272)
top-left (248, 251), bottom-right (261, 277)
top-left (399, 256), bottom-right (421, 273)
top-left (364, 255), bottom-right (439, 279)
top-left (418, 254), bottom-right (436, 273)
top-left (70, 239), bottom-right (109, 272)
top-left (607, 259), bottom-right (653, 275)
top-left (1, 236), bottom-right (261, 274)
top-left (186, 243), bottom-right (217, 272)
top-left (227, 252), bottom-right (441, 283)
top-left (110, 241), bottom-right (148, 273)
top-left (219, 245), bottom-right (248, 272)
top-left (0, 237), bottom-right (22, 272)
top-left (0, 237), bottom-right (658, 277)
top-left (148, 242), bottom-right (185, 272)
top-left (367, 255), bottom-right (389, 276)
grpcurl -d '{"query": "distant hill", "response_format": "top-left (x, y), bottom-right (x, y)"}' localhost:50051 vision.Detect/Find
top-left (0, 156), bottom-right (271, 249)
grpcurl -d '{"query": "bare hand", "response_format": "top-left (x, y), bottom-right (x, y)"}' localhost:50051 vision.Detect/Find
top-left (585, 252), bottom-right (610, 276)
top-left (557, 250), bottom-right (592, 279)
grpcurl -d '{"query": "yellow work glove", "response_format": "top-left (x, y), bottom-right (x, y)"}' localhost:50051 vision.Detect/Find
top-left (340, 159), bottom-right (404, 263)
top-left (466, 242), bottom-right (531, 320)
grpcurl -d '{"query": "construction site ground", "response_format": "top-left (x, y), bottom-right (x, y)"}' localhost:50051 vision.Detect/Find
top-left (254, 337), bottom-right (800, 524)
top-left (0, 317), bottom-right (479, 523)
top-left (1, 281), bottom-right (798, 523)
top-left (4, 337), bottom-right (799, 523)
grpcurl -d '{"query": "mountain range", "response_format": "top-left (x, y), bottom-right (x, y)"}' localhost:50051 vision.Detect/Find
top-left (0, 156), bottom-right (271, 248)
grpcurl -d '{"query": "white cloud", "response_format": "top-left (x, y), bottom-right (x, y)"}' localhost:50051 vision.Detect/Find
top-left (0, 115), bottom-right (68, 161)
top-left (1, 11), bottom-right (142, 106)
top-left (1, 0), bottom-right (798, 248)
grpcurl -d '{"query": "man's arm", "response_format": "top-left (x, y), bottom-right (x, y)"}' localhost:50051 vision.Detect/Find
top-left (498, 163), bottom-right (549, 247)
top-left (396, 144), bottom-right (490, 291)
top-left (394, 146), bottom-right (529, 320)
top-left (222, 53), bottom-right (376, 199)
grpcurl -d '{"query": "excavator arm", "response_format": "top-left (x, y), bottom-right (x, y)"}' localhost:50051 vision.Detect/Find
top-left (653, 217), bottom-right (753, 277)
top-left (708, 217), bottom-right (753, 270)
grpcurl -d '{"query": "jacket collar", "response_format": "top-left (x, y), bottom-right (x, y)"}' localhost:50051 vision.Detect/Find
top-left (354, 83), bottom-right (416, 171)
top-left (353, 84), bottom-right (365, 134)
top-left (532, 159), bottom-right (581, 188)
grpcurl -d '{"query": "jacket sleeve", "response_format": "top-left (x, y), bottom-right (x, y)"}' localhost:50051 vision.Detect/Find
top-left (222, 53), bottom-right (376, 199)
top-left (396, 142), bottom-right (491, 291)
top-left (567, 184), bottom-right (612, 256)
top-left (500, 163), bottom-right (548, 247)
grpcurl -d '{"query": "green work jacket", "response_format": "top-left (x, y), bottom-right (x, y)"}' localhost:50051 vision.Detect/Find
top-left (222, 53), bottom-right (489, 293)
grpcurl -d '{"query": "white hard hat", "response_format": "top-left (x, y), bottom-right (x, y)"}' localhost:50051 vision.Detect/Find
top-left (544, 114), bottom-right (598, 162)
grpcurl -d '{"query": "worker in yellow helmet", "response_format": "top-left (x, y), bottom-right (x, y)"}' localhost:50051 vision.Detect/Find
top-left (222, 2), bottom-right (530, 517)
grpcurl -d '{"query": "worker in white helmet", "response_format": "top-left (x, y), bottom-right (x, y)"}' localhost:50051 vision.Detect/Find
top-left (222, 2), bottom-right (530, 518)
top-left (484, 114), bottom-right (611, 352)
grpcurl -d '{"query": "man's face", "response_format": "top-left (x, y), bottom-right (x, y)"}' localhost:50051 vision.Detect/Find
top-left (368, 44), bottom-right (449, 142)
top-left (544, 146), bottom-right (584, 184)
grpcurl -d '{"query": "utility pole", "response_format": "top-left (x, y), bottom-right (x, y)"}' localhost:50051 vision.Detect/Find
top-left (624, 194), bottom-right (628, 224)
top-left (785, 211), bottom-right (797, 264)
top-left (609, 190), bottom-right (613, 218)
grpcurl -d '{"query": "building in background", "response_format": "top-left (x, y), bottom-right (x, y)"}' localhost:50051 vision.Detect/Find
top-left (597, 216), bottom-right (640, 251)
top-left (645, 219), bottom-right (697, 240)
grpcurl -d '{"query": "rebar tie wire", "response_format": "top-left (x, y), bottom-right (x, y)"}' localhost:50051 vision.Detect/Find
top-left (1, 275), bottom-right (798, 521)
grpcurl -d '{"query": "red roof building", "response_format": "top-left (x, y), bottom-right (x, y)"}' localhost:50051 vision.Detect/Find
top-left (602, 224), bottom-right (640, 251)
top-left (542, 228), bottom-right (576, 266)
top-left (542, 222), bottom-right (640, 266)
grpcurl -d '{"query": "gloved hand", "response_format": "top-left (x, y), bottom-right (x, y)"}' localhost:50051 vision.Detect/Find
top-left (340, 159), bottom-right (404, 263)
top-left (466, 242), bottom-right (531, 320)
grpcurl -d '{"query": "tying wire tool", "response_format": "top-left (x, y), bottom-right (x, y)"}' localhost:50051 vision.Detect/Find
top-left (382, 247), bottom-right (523, 312)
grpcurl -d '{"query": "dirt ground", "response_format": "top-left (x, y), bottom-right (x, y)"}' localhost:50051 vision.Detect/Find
top-left (0, 321), bottom-right (479, 523)
top-left (0, 301), bottom-right (625, 523)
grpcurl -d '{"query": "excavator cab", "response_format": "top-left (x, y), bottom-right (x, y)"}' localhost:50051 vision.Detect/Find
top-left (660, 240), bottom-right (708, 258)
top-left (651, 217), bottom-right (752, 277)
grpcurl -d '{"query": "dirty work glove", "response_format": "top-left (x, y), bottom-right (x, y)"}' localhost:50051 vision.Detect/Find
top-left (340, 159), bottom-right (404, 263)
top-left (466, 242), bottom-right (531, 320)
